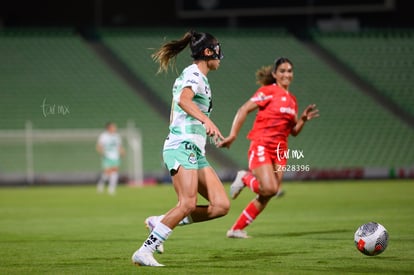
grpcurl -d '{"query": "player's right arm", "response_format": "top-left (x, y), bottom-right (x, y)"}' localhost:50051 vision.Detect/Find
top-left (290, 104), bottom-right (319, 136)
top-left (96, 135), bottom-right (104, 155)
top-left (178, 87), bottom-right (223, 140)
top-left (218, 99), bottom-right (258, 149)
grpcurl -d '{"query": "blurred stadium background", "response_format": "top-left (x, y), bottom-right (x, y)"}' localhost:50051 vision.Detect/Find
top-left (0, 0), bottom-right (413, 186)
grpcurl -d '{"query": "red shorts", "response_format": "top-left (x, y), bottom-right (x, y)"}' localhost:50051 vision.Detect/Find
top-left (248, 141), bottom-right (287, 170)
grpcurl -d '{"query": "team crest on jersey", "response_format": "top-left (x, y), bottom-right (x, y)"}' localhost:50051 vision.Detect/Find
top-left (188, 153), bottom-right (197, 164)
top-left (251, 91), bottom-right (273, 102)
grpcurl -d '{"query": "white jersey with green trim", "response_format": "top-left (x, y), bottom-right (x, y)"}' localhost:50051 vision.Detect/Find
top-left (163, 64), bottom-right (213, 155)
top-left (98, 132), bottom-right (122, 160)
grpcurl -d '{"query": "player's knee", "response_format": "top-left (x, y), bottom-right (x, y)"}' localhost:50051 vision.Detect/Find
top-left (215, 199), bottom-right (230, 216)
top-left (180, 200), bottom-right (197, 215)
top-left (259, 185), bottom-right (279, 197)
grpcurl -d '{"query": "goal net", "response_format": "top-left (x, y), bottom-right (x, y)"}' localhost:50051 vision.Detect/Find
top-left (0, 121), bottom-right (143, 186)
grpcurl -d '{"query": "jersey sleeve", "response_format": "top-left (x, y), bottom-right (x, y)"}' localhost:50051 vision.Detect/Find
top-left (250, 87), bottom-right (273, 108)
top-left (173, 66), bottom-right (202, 103)
top-left (182, 70), bottom-right (202, 95)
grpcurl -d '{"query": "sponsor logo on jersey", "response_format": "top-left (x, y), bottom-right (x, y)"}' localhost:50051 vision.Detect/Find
top-left (186, 79), bottom-right (198, 85)
top-left (280, 107), bottom-right (296, 115)
top-left (251, 92), bottom-right (273, 102)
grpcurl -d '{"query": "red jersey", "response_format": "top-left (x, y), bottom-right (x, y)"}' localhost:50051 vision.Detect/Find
top-left (247, 83), bottom-right (298, 150)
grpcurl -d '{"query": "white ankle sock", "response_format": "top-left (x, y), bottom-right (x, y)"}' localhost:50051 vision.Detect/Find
top-left (139, 222), bottom-right (172, 253)
top-left (108, 172), bottom-right (118, 194)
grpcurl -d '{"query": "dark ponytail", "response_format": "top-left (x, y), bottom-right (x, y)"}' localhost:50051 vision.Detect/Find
top-left (152, 30), bottom-right (221, 74)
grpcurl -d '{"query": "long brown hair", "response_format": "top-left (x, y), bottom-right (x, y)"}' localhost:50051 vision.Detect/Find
top-left (152, 30), bottom-right (220, 74)
top-left (255, 57), bottom-right (294, 86)
top-left (255, 65), bottom-right (274, 86)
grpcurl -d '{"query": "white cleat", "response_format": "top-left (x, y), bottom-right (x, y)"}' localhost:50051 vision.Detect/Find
top-left (226, 229), bottom-right (251, 239)
top-left (230, 170), bottom-right (247, 199)
top-left (275, 189), bottom-right (285, 198)
top-left (131, 250), bottom-right (164, 267)
top-left (145, 216), bottom-right (164, 254)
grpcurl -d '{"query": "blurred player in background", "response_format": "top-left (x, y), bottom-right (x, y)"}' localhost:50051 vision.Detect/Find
top-left (131, 30), bottom-right (230, 267)
top-left (96, 122), bottom-right (125, 195)
top-left (218, 57), bottom-right (319, 238)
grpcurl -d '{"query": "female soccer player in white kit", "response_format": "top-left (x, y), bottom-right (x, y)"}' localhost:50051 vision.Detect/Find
top-left (96, 122), bottom-right (124, 195)
top-left (131, 30), bottom-right (230, 267)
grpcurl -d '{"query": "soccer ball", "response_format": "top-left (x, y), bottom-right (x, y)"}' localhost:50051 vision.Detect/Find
top-left (354, 222), bottom-right (389, 256)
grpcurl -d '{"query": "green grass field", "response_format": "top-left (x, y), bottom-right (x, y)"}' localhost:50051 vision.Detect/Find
top-left (0, 180), bottom-right (413, 274)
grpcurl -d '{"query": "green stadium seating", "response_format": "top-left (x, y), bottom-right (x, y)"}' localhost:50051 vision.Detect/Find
top-left (0, 29), bottom-right (168, 174)
top-left (1, 28), bottom-right (413, 179)
top-left (310, 29), bottom-right (414, 118)
top-left (100, 28), bottom-right (414, 170)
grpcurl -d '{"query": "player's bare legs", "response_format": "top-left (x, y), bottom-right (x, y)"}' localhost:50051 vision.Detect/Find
top-left (132, 167), bottom-right (198, 266)
top-left (97, 167), bottom-right (118, 194)
top-left (160, 167), bottom-right (200, 229)
top-left (107, 167), bottom-right (119, 195)
top-left (133, 166), bottom-right (230, 266)
top-left (192, 166), bottom-right (230, 222)
top-left (161, 166), bottom-right (230, 227)
top-left (227, 164), bottom-right (282, 238)
top-left (251, 164), bottom-right (283, 210)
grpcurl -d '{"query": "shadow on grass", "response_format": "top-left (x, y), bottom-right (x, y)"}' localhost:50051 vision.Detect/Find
top-left (259, 229), bottom-right (351, 238)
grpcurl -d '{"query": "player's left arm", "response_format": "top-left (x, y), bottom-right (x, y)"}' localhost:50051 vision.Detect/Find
top-left (119, 145), bottom-right (126, 157)
top-left (118, 136), bottom-right (126, 157)
top-left (291, 104), bottom-right (319, 136)
top-left (217, 99), bottom-right (258, 149)
top-left (96, 141), bottom-right (104, 155)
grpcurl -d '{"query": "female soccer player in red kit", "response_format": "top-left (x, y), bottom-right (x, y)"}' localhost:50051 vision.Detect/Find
top-left (218, 57), bottom-right (319, 238)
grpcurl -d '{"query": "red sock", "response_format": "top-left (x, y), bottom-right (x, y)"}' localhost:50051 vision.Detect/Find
top-left (243, 172), bottom-right (259, 194)
top-left (231, 201), bottom-right (260, 231)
